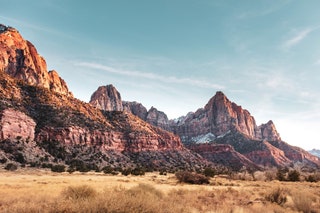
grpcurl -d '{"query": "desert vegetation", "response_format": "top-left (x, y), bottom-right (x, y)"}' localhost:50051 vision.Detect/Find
top-left (0, 168), bottom-right (320, 213)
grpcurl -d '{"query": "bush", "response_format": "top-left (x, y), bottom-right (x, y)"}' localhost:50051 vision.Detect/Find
top-left (121, 168), bottom-right (131, 176)
top-left (276, 168), bottom-right (288, 181)
top-left (67, 167), bottom-right (76, 174)
top-left (306, 174), bottom-right (320, 182)
top-left (131, 167), bottom-right (145, 176)
top-left (0, 158), bottom-right (7, 164)
top-left (4, 163), bottom-right (18, 171)
top-left (265, 187), bottom-right (287, 205)
top-left (51, 164), bottom-right (65, 173)
top-left (203, 167), bottom-right (216, 177)
top-left (62, 185), bottom-right (96, 200)
top-left (287, 170), bottom-right (300, 182)
top-left (175, 171), bottom-right (210, 185)
top-left (102, 166), bottom-right (114, 174)
top-left (159, 170), bottom-right (167, 176)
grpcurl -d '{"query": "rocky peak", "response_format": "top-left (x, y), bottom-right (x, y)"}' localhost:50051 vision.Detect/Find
top-left (123, 101), bottom-right (148, 120)
top-left (146, 107), bottom-right (170, 131)
top-left (0, 24), bottom-right (71, 96)
top-left (90, 84), bottom-right (123, 111)
top-left (204, 91), bottom-right (257, 137)
top-left (257, 120), bottom-right (281, 141)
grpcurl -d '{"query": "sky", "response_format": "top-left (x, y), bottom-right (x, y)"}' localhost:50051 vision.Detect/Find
top-left (1, 0), bottom-right (319, 150)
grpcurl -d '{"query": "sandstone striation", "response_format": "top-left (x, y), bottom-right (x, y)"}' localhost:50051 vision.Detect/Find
top-left (0, 108), bottom-right (36, 141)
top-left (188, 143), bottom-right (260, 171)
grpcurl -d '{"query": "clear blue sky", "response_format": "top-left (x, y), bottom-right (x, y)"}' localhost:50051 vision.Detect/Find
top-left (1, 0), bottom-right (320, 150)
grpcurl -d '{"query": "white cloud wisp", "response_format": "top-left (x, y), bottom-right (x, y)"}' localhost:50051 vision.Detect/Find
top-left (75, 62), bottom-right (225, 90)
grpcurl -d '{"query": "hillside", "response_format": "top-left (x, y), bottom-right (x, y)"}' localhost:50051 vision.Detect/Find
top-left (0, 24), bottom-right (210, 171)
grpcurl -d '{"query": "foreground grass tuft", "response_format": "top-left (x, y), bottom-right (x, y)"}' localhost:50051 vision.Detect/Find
top-left (265, 187), bottom-right (287, 205)
top-left (62, 185), bottom-right (96, 200)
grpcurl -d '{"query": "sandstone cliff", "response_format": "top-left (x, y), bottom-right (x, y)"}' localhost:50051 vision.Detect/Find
top-left (171, 91), bottom-right (280, 143)
top-left (0, 108), bottom-right (36, 141)
top-left (146, 107), bottom-right (170, 131)
top-left (171, 92), bottom-right (319, 168)
top-left (90, 85), bottom-right (123, 111)
top-left (187, 143), bottom-right (260, 171)
top-left (123, 101), bottom-right (148, 120)
top-left (0, 24), bottom-right (71, 96)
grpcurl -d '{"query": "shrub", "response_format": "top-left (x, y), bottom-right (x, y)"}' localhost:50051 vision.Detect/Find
top-left (0, 158), bottom-right (7, 164)
top-left (4, 163), bottom-right (18, 171)
top-left (62, 185), bottom-right (96, 200)
top-left (287, 170), bottom-right (300, 182)
top-left (41, 163), bottom-right (53, 168)
top-left (51, 164), bottom-right (65, 173)
top-left (102, 166), bottom-right (114, 174)
top-left (131, 167), bottom-right (145, 176)
top-left (67, 167), bottom-right (76, 174)
top-left (265, 187), bottom-right (287, 205)
top-left (121, 168), bottom-right (131, 176)
top-left (306, 173), bottom-right (320, 182)
top-left (159, 170), bottom-right (167, 176)
top-left (203, 167), bottom-right (216, 177)
top-left (175, 171), bottom-right (210, 185)
top-left (264, 170), bottom-right (276, 181)
top-left (276, 168), bottom-right (288, 181)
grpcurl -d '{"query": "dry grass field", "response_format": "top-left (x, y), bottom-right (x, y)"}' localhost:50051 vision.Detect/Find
top-left (0, 169), bottom-right (319, 213)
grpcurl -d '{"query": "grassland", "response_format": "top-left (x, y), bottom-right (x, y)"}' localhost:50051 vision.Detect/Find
top-left (0, 169), bottom-right (319, 213)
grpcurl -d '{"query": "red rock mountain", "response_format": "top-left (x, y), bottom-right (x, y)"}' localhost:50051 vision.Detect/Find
top-left (0, 24), bottom-right (71, 96)
top-left (90, 85), bottom-right (123, 111)
top-left (0, 23), bottom-right (318, 171)
top-left (0, 24), bottom-right (210, 171)
top-left (119, 90), bottom-right (320, 169)
top-left (171, 91), bottom-right (280, 143)
top-left (171, 92), bottom-right (320, 168)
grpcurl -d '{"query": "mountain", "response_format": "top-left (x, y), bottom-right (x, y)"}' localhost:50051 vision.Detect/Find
top-left (118, 89), bottom-right (320, 169)
top-left (90, 85), bottom-right (123, 111)
top-left (309, 149), bottom-right (320, 158)
top-left (0, 24), bottom-right (71, 96)
top-left (1, 23), bottom-right (319, 172)
top-left (0, 24), bottom-right (210, 171)
top-left (172, 92), bottom-right (320, 169)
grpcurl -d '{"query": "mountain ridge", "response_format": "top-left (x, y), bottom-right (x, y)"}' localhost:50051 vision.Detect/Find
top-left (0, 24), bottom-right (211, 171)
top-left (1, 23), bottom-right (319, 172)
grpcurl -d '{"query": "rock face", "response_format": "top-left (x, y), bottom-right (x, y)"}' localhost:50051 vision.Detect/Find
top-left (123, 102), bottom-right (170, 131)
top-left (0, 108), bottom-right (36, 141)
top-left (256, 120), bottom-right (281, 142)
top-left (170, 92), bottom-right (319, 168)
top-left (146, 107), bottom-right (170, 131)
top-left (171, 91), bottom-right (280, 143)
top-left (90, 85), bottom-right (123, 111)
top-left (123, 101), bottom-right (148, 120)
top-left (188, 143), bottom-right (260, 171)
top-left (0, 24), bottom-right (71, 96)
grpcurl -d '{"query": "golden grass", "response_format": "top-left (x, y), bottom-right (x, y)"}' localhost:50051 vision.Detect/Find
top-left (0, 169), bottom-right (320, 213)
